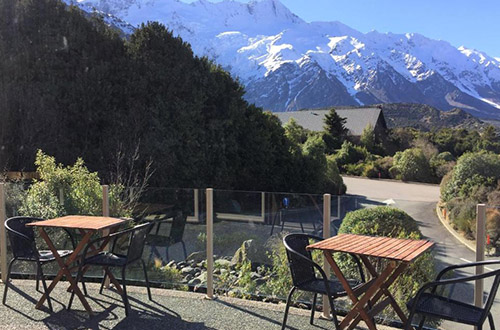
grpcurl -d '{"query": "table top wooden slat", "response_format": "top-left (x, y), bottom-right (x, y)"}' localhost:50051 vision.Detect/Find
top-left (402, 241), bottom-right (435, 262)
top-left (368, 238), bottom-right (410, 257)
top-left (26, 215), bottom-right (126, 231)
top-left (307, 234), bottom-right (434, 262)
top-left (354, 236), bottom-right (394, 255)
top-left (328, 234), bottom-right (370, 251)
top-left (386, 239), bottom-right (429, 260)
top-left (343, 236), bottom-right (390, 255)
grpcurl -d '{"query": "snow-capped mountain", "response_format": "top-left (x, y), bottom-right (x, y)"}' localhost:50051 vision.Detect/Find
top-left (71, 0), bottom-right (500, 118)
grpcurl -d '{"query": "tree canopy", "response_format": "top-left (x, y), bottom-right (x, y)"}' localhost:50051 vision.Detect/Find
top-left (0, 0), bottom-right (341, 194)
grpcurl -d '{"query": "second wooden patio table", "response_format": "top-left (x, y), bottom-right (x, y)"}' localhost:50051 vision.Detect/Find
top-left (27, 215), bottom-right (127, 315)
top-left (307, 233), bottom-right (434, 330)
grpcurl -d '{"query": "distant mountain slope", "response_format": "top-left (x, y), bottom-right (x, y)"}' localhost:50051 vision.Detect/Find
top-left (72, 0), bottom-right (500, 119)
top-left (377, 103), bottom-right (485, 130)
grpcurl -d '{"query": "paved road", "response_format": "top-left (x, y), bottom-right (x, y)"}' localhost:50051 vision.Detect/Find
top-left (342, 176), bottom-right (499, 329)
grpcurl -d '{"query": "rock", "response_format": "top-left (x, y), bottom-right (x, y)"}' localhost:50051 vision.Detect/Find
top-left (166, 260), bottom-right (177, 268)
top-left (181, 266), bottom-right (196, 276)
top-left (186, 251), bottom-right (206, 263)
top-left (215, 259), bottom-right (233, 269)
top-left (188, 278), bottom-right (201, 286)
top-left (231, 239), bottom-right (269, 266)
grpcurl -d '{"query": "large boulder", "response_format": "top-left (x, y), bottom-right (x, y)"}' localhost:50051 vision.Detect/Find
top-left (231, 239), bottom-right (269, 266)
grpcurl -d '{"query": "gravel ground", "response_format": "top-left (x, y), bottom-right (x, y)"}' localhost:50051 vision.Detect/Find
top-left (0, 279), bottom-right (399, 330)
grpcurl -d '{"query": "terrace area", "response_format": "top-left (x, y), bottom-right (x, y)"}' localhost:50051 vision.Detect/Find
top-left (0, 182), bottom-right (498, 329)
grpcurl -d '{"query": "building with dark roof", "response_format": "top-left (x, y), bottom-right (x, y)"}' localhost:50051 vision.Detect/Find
top-left (275, 107), bottom-right (387, 139)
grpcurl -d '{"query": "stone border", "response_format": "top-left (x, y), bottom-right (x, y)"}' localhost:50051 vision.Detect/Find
top-left (435, 203), bottom-right (476, 253)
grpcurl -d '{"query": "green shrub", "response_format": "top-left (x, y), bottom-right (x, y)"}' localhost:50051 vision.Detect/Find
top-left (20, 150), bottom-right (128, 218)
top-left (391, 148), bottom-right (434, 183)
top-left (325, 156), bottom-right (347, 194)
top-left (333, 141), bottom-right (370, 171)
top-left (441, 151), bottom-right (500, 202)
top-left (337, 207), bottom-right (436, 319)
top-left (373, 156), bottom-right (393, 178)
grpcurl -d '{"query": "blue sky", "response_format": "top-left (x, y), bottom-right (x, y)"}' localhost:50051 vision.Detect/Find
top-left (185, 0), bottom-right (500, 58)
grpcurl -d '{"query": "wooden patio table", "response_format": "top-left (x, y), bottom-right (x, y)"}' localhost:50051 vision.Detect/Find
top-left (27, 215), bottom-right (127, 315)
top-left (307, 233), bottom-right (434, 330)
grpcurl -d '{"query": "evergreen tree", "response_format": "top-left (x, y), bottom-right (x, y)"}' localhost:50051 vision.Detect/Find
top-left (323, 108), bottom-right (348, 152)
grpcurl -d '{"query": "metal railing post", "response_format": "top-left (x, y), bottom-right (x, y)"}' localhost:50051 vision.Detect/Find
top-left (102, 185), bottom-right (111, 288)
top-left (205, 188), bottom-right (214, 299)
top-left (261, 192), bottom-right (266, 222)
top-left (0, 183), bottom-right (7, 283)
top-left (337, 195), bottom-right (341, 219)
top-left (59, 187), bottom-right (64, 206)
top-left (194, 189), bottom-right (199, 222)
top-left (102, 185), bottom-right (109, 217)
top-left (475, 204), bottom-right (486, 311)
top-left (322, 193), bottom-right (331, 319)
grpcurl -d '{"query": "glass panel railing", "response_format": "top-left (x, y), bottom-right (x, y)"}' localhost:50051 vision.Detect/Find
top-left (212, 190), bottom-right (325, 301)
top-left (126, 187), bottom-right (206, 291)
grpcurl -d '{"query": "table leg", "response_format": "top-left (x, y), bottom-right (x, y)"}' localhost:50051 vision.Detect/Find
top-left (359, 256), bottom-right (411, 325)
top-left (323, 252), bottom-right (378, 330)
top-left (36, 228), bottom-right (94, 314)
top-left (351, 256), bottom-right (414, 330)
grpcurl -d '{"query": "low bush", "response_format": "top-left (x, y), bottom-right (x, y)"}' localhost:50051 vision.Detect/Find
top-left (19, 150), bottom-right (129, 218)
top-left (391, 148), bottom-right (434, 183)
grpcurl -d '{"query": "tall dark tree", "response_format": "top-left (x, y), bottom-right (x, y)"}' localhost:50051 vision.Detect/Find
top-left (323, 108), bottom-right (348, 152)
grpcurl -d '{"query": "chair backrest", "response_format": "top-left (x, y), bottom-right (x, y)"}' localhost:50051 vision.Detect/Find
top-left (126, 222), bottom-right (154, 263)
top-left (169, 211), bottom-right (186, 244)
top-left (5, 216), bottom-right (42, 260)
top-left (283, 233), bottom-right (318, 286)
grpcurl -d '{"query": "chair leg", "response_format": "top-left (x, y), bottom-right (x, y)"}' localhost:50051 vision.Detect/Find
top-left (81, 277), bottom-right (88, 296)
top-left (36, 263), bottom-right (40, 292)
top-left (121, 267), bottom-right (130, 317)
top-left (281, 287), bottom-right (296, 330)
top-left (405, 310), bottom-right (416, 330)
top-left (181, 241), bottom-right (187, 260)
top-left (489, 313), bottom-right (495, 330)
top-left (417, 316), bottom-right (426, 330)
top-left (38, 263), bottom-right (53, 312)
top-left (99, 268), bottom-right (108, 294)
top-left (68, 264), bottom-right (85, 310)
top-left (2, 258), bottom-right (16, 305)
top-left (327, 295), bottom-right (340, 330)
top-left (310, 293), bottom-right (317, 325)
top-left (141, 259), bottom-right (152, 301)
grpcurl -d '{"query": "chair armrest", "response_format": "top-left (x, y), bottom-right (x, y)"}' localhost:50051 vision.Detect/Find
top-left (436, 260), bottom-right (500, 281)
top-left (410, 267), bottom-right (500, 306)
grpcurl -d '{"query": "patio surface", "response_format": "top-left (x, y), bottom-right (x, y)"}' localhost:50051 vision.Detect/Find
top-left (0, 279), bottom-right (399, 330)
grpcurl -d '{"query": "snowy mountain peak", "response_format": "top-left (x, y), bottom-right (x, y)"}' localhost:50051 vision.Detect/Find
top-left (73, 0), bottom-right (500, 118)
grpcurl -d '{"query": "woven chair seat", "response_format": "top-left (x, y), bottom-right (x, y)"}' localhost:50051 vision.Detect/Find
top-left (407, 293), bottom-right (483, 325)
top-left (38, 250), bottom-right (73, 262)
top-left (300, 278), bottom-right (361, 297)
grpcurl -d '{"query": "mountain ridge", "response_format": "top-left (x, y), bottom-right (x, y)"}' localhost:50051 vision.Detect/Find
top-left (71, 0), bottom-right (500, 119)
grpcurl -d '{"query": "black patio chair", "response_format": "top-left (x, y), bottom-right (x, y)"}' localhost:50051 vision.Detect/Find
top-left (68, 222), bottom-right (154, 316)
top-left (405, 260), bottom-right (500, 330)
top-left (2, 216), bottom-right (77, 311)
top-left (282, 233), bottom-right (367, 330)
top-left (145, 210), bottom-right (187, 263)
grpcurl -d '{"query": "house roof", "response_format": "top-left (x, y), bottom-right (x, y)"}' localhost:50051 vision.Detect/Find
top-left (275, 107), bottom-right (385, 136)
